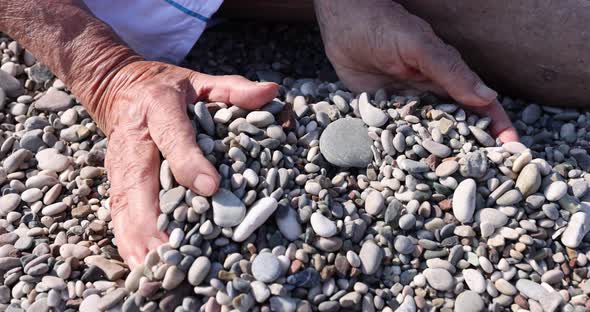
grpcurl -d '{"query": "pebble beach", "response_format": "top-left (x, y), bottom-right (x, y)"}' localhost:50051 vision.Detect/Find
top-left (0, 22), bottom-right (589, 312)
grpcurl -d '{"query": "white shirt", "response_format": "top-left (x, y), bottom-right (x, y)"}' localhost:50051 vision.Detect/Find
top-left (83, 0), bottom-right (223, 64)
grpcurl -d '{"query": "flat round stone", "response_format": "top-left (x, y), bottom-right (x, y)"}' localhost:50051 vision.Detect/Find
top-left (319, 118), bottom-right (372, 168)
top-left (423, 268), bottom-right (454, 291)
top-left (455, 290), bottom-right (484, 312)
top-left (252, 253), bottom-right (281, 283)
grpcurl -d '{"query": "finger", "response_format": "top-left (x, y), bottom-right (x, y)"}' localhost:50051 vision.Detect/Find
top-left (146, 87), bottom-right (220, 196)
top-left (106, 125), bottom-right (168, 269)
top-left (485, 99), bottom-right (520, 143)
top-left (189, 73), bottom-right (279, 110)
top-left (413, 38), bottom-right (498, 107)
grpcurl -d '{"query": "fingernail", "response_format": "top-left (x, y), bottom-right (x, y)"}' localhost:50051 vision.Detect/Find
top-left (193, 174), bottom-right (218, 196)
top-left (474, 82), bottom-right (497, 102)
top-left (259, 82), bottom-right (278, 87)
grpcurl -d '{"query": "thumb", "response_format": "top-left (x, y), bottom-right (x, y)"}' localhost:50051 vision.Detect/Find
top-left (190, 73), bottom-right (279, 110)
top-left (414, 39), bottom-right (497, 107)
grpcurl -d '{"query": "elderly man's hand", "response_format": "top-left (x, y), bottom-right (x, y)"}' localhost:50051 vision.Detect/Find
top-left (100, 61), bottom-right (278, 268)
top-left (315, 0), bottom-right (519, 143)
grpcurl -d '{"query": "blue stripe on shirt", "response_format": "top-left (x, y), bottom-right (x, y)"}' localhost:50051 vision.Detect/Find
top-left (163, 0), bottom-right (209, 22)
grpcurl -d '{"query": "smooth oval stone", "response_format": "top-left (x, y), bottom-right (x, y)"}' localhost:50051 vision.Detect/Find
top-left (381, 129), bottom-right (396, 156)
top-left (521, 104), bottom-right (541, 124)
top-left (462, 269), bottom-right (486, 293)
top-left (394, 236), bottom-right (415, 254)
top-left (561, 212), bottom-right (590, 248)
top-left (435, 160), bottom-right (459, 177)
top-left (194, 102), bottom-right (214, 136)
top-left (35, 148), bottom-right (70, 172)
top-left (275, 205), bottom-right (301, 241)
top-left (21, 188), bottom-right (43, 203)
top-left (35, 90), bottom-right (73, 112)
top-left (541, 269), bottom-right (564, 284)
top-left (468, 126), bottom-right (495, 147)
top-left (496, 189), bottom-right (523, 206)
top-left (365, 191), bottom-right (385, 215)
top-left (246, 111), bottom-right (275, 127)
top-left (502, 141), bottom-right (527, 154)
top-left (515, 164), bottom-right (541, 197)
top-left (359, 240), bottom-right (383, 275)
top-left (422, 139), bottom-right (451, 158)
top-left (358, 92), bottom-right (388, 127)
top-left (162, 266), bottom-right (185, 290)
top-left (453, 179), bottom-right (476, 223)
top-left (0, 193), bottom-right (20, 215)
top-left (314, 237), bottom-right (343, 252)
top-left (310, 212), bottom-right (337, 237)
top-left (494, 278), bottom-right (517, 295)
top-left (169, 228), bottom-right (184, 249)
top-left (475, 208), bottom-right (508, 228)
top-left (423, 268), bottom-right (454, 291)
top-left (398, 159), bottom-right (430, 173)
top-left (319, 118), bottom-right (372, 168)
top-left (544, 181), bottom-right (567, 201)
top-left (188, 256), bottom-right (211, 286)
top-left (159, 186), bottom-right (185, 214)
top-left (212, 189), bottom-right (246, 227)
top-left (454, 290), bottom-right (484, 312)
top-left (252, 253), bottom-right (281, 283)
top-left (233, 197), bottom-right (278, 242)
top-left (41, 202), bottom-right (67, 216)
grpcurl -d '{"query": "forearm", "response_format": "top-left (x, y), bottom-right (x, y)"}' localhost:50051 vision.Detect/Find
top-left (0, 0), bottom-right (142, 130)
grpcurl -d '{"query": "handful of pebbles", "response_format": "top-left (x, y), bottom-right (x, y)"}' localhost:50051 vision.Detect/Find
top-left (1, 27), bottom-right (590, 312)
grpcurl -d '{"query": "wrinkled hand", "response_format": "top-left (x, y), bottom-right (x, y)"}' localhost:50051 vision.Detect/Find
top-left (315, 0), bottom-right (518, 143)
top-left (101, 61), bottom-right (278, 268)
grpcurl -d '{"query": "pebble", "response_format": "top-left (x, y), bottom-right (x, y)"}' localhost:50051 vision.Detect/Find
top-left (41, 202), bottom-right (67, 216)
top-left (319, 118), bottom-right (373, 167)
top-left (435, 160), bottom-right (458, 177)
top-left (35, 90), bottom-right (73, 112)
top-left (358, 92), bottom-right (388, 127)
top-left (561, 212), bottom-right (590, 248)
top-left (468, 126), bottom-right (495, 147)
top-left (212, 189), bottom-right (246, 227)
top-left (394, 236), bottom-right (415, 254)
top-left (252, 253), bottom-right (281, 283)
top-left (0, 193), bottom-right (20, 216)
top-left (462, 269), bottom-right (486, 293)
top-left (453, 179), bottom-right (476, 223)
top-left (359, 240), bottom-right (382, 275)
top-left (515, 164), bottom-right (541, 197)
top-left (188, 256), bottom-right (210, 286)
top-left (232, 197), bottom-right (278, 242)
top-left (422, 139), bottom-right (451, 158)
top-left (35, 148), bottom-right (70, 172)
top-left (310, 212), bottom-right (337, 237)
top-left (194, 102), bottom-right (215, 136)
top-left (423, 268), bottom-right (454, 291)
top-left (365, 191), bottom-right (385, 215)
top-left (0, 31), bottom-right (588, 312)
top-left (454, 290), bottom-right (484, 312)
top-left (544, 181), bottom-right (568, 201)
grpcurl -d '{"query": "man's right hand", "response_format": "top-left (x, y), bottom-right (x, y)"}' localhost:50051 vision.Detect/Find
top-left (101, 61), bottom-right (278, 268)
